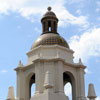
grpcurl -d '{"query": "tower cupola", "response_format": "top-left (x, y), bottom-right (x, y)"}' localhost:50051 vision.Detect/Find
top-left (41, 7), bottom-right (58, 34)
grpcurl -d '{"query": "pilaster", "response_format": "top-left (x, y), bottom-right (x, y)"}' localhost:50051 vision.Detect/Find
top-left (54, 61), bottom-right (64, 93)
top-left (76, 67), bottom-right (86, 100)
top-left (16, 69), bottom-right (24, 100)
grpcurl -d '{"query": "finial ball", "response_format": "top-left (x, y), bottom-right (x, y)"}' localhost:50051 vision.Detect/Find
top-left (47, 7), bottom-right (52, 11)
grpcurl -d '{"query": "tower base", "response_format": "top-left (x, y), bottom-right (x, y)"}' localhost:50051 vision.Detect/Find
top-left (30, 90), bottom-right (69, 100)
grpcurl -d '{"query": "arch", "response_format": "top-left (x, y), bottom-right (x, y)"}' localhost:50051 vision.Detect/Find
top-left (64, 82), bottom-right (72, 100)
top-left (29, 74), bottom-right (35, 98)
top-left (48, 21), bottom-right (51, 32)
top-left (63, 71), bottom-right (76, 100)
top-left (25, 72), bottom-right (35, 100)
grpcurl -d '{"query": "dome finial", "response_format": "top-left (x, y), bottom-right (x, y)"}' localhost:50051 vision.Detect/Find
top-left (47, 6), bottom-right (52, 11)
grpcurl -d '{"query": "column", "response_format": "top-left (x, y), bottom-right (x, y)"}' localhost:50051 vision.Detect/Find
top-left (54, 61), bottom-right (64, 93)
top-left (76, 67), bottom-right (86, 100)
top-left (16, 70), bottom-right (24, 100)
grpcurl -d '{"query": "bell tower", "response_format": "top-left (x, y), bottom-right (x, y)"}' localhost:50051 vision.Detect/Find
top-left (7, 7), bottom-right (97, 100)
top-left (41, 7), bottom-right (58, 34)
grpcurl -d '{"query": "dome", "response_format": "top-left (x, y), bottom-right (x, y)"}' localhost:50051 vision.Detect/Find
top-left (43, 11), bottom-right (56, 17)
top-left (31, 7), bottom-right (69, 50)
top-left (43, 7), bottom-right (56, 17)
top-left (41, 7), bottom-right (58, 22)
top-left (31, 33), bottom-right (69, 49)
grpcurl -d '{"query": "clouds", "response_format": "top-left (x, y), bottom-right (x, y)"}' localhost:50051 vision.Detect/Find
top-left (0, 70), bottom-right (8, 73)
top-left (76, 9), bottom-right (82, 15)
top-left (96, 97), bottom-right (100, 100)
top-left (67, 0), bottom-right (84, 4)
top-left (57, 8), bottom-right (89, 28)
top-left (0, 0), bottom-right (26, 14)
top-left (96, 1), bottom-right (100, 12)
top-left (69, 28), bottom-right (100, 63)
top-left (0, 0), bottom-right (89, 28)
top-left (64, 83), bottom-right (72, 99)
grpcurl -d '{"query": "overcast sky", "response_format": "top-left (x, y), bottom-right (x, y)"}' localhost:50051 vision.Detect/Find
top-left (0, 0), bottom-right (100, 100)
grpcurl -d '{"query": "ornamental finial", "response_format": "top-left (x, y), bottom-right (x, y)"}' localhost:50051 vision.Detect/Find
top-left (18, 60), bottom-right (23, 67)
top-left (47, 6), bottom-right (52, 11)
top-left (79, 58), bottom-right (83, 65)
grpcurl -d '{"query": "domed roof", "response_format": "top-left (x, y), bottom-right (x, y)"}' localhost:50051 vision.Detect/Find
top-left (41, 7), bottom-right (58, 22)
top-left (31, 7), bottom-right (69, 50)
top-left (43, 7), bottom-right (56, 17)
top-left (31, 33), bottom-right (69, 49)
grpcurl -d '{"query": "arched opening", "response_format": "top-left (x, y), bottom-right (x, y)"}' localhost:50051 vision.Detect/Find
top-left (48, 21), bottom-right (51, 32)
top-left (31, 83), bottom-right (36, 96)
top-left (64, 82), bottom-right (72, 100)
top-left (29, 74), bottom-right (35, 98)
top-left (63, 72), bottom-right (76, 100)
top-left (25, 73), bottom-right (36, 100)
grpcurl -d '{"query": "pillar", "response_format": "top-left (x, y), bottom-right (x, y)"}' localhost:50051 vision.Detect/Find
top-left (6, 86), bottom-right (15, 100)
top-left (88, 84), bottom-right (97, 100)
